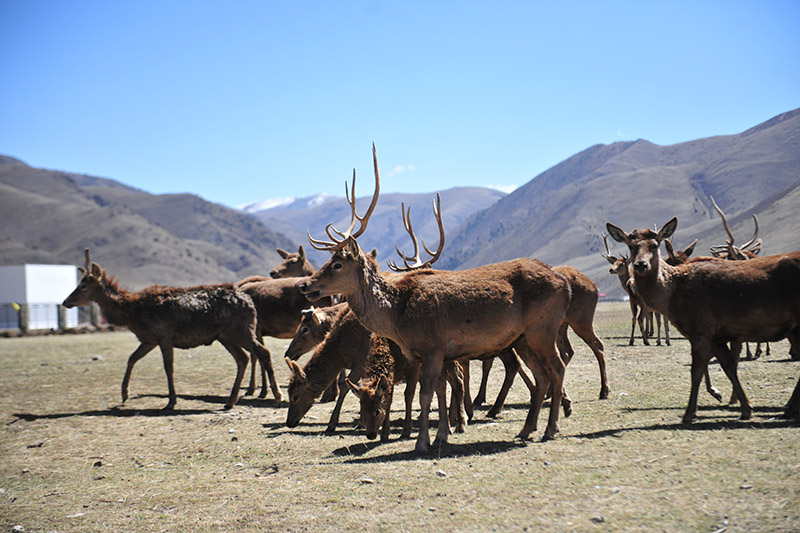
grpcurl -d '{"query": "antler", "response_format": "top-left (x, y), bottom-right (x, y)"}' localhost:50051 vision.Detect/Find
top-left (710, 196), bottom-right (736, 249)
top-left (307, 143), bottom-right (381, 251)
top-left (709, 196), bottom-right (758, 260)
top-left (739, 215), bottom-right (760, 251)
top-left (387, 193), bottom-right (445, 272)
top-left (600, 233), bottom-right (614, 260)
top-left (78, 248), bottom-right (91, 274)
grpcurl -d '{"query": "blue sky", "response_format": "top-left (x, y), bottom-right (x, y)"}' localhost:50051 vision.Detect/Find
top-left (1, 1), bottom-right (798, 208)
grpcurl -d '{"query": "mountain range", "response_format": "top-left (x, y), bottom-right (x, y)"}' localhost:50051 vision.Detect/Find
top-left (2, 108), bottom-right (799, 297)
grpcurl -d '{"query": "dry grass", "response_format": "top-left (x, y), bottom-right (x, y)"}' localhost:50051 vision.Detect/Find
top-left (1, 302), bottom-right (798, 531)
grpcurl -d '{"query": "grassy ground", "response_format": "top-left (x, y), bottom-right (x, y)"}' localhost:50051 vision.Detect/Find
top-left (1, 302), bottom-right (798, 531)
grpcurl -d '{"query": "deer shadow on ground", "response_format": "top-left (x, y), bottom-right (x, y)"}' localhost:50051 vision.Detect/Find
top-left (9, 392), bottom-right (286, 423)
top-left (571, 407), bottom-right (798, 441)
top-left (335, 437), bottom-right (528, 464)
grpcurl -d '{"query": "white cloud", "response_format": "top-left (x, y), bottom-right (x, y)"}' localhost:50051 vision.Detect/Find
top-left (387, 164), bottom-right (416, 177)
top-left (487, 184), bottom-right (518, 194)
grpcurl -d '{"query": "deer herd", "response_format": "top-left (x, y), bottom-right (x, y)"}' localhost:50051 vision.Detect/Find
top-left (63, 144), bottom-right (800, 455)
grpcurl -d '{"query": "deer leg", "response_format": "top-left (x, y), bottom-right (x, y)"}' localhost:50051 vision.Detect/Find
top-left (572, 324), bottom-right (610, 400)
top-left (460, 358), bottom-right (474, 421)
top-left (474, 358), bottom-right (494, 407)
top-left (753, 342), bottom-right (763, 360)
top-left (515, 342), bottom-right (550, 440)
top-left (120, 343), bottom-right (156, 405)
top-left (637, 308), bottom-right (650, 346)
top-left (321, 371), bottom-right (343, 403)
top-left (415, 352), bottom-right (445, 455)
top-left (380, 388), bottom-right (393, 442)
top-left (726, 342), bottom-right (743, 405)
top-left (684, 338), bottom-right (713, 424)
top-left (219, 341), bottom-right (250, 410)
top-left (432, 370), bottom-right (451, 446)
top-left (784, 329), bottom-right (800, 418)
top-left (628, 302), bottom-right (638, 346)
top-left (522, 332), bottom-right (567, 440)
top-left (486, 349), bottom-right (519, 418)
top-left (713, 343), bottom-right (751, 420)
top-left (401, 366), bottom-right (420, 439)
top-left (158, 343), bottom-right (178, 410)
top-left (703, 365), bottom-right (723, 403)
top-left (654, 313), bottom-right (662, 346)
top-left (248, 338), bottom-right (282, 402)
top-left (245, 331), bottom-right (266, 397)
top-left (446, 361), bottom-right (467, 433)
top-left (326, 366), bottom-right (360, 434)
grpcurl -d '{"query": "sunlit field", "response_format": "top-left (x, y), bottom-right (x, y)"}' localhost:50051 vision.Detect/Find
top-left (1, 302), bottom-right (798, 531)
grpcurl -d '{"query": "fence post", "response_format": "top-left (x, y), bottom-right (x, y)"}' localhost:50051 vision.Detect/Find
top-left (18, 303), bottom-right (30, 334)
top-left (90, 303), bottom-right (101, 328)
top-left (57, 305), bottom-right (68, 331)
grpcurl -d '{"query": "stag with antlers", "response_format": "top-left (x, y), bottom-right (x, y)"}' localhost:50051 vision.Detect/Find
top-left (298, 145), bottom-right (570, 454)
top-left (605, 218), bottom-right (800, 423)
top-left (62, 249), bottom-right (272, 410)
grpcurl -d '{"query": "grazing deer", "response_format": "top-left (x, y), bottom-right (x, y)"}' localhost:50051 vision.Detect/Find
top-left (605, 218), bottom-right (800, 423)
top-left (62, 249), bottom-right (271, 411)
top-left (474, 264), bottom-right (610, 415)
top-left (601, 234), bottom-right (665, 346)
top-left (284, 307), bottom-right (372, 433)
top-left (298, 145), bottom-right (570, 453)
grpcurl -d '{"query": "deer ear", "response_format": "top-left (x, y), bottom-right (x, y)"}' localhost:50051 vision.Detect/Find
top-left (664, 239), bottom-right (676, 257)
top-left (369, 248), bottom-right (378, 260)
top-left (311, 309), bottom-right (324, 326)
top-left (657, 217), bottom-right (678, 242)
top-left (376, 375), bottom-right (390, 396)
top-left (297, 245), bottom-right (306, 258)
top-left (277, 248), bottom-right (290, 259)
top-left (345, 378), bottom-right (362, 398)
top-left (603, 255), bottom-right (617, 265)
top-left (605, 223), bottom-right (629, 244)
top-left (285, 357), bottom-right (306, 381)
top-left (684, 239), bottom-right (698, 257)
top-left (91, 263), bottom-right (102, 277)
top-left (345, 237), bottom-right (360, 258)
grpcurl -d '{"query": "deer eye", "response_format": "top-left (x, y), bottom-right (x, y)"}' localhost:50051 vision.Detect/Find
top-left (332, 262), bottom-right (343, 271)
top-left (292, 395), bottom-right (299, 403)
top-left (375, 409), bottom-right (381, 417)
top-left (301, 326), bottom-right (309, 334)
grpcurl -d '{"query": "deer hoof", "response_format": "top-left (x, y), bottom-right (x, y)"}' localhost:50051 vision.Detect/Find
top-left (708, 388), bottom-right (723, 402)
top-left (223, 403), bottom-right (234, 411)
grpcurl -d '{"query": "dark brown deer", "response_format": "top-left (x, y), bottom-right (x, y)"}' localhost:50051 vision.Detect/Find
top-left (62, 249), bottom-right (271, 411)
top-left (601, 233), bottom-right (664, 346)
top-left (346, 335), bottom-right (468, 442)
top-left (605, 218), bottom-right (800, 423)
top-left (299, 145), bottom-right (570, 453)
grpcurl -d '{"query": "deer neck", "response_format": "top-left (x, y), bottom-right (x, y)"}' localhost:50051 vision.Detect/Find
top-left (92, 280), bottom-right (134, 327)
top-left (631, 258), bottom-right (676, 317)
top-left (344, 259), bottom-right (402, 340)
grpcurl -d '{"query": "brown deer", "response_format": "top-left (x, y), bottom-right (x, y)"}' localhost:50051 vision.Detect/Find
top-left (62, 249), bottom-right (271, 411)
top-left (285, 303), bottom-right (348, 360)
top-left (601, 233), bottom-right (665, 346)
top-left (605, 218), bottom-right (800, 423)
top-left (709, 196), bottom-right (769, 360)
top-left (298, 145), bottom-right (571, 453)
top-left (473, 264), bottom-right (610, 416)
top-left (663, 237), bottom-right (724, 403)
top-left (270, 246), bottom-right (317, 279)
top-left (284, 307), bottom-right (373, 433)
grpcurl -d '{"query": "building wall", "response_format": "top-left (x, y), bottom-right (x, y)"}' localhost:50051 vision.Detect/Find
top-left (0, 264), bottom-right (79, 329)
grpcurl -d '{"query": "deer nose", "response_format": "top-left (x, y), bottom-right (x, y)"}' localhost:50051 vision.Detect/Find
top-left (633, 260), bottom-right (649, 273)
top-left (366, 431), bottom-right (377, 440)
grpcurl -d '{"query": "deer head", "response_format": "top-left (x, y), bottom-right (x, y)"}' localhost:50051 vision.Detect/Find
top-left (606, 218), bottom-right (678, 275)
top-left (63, 249), bottom-right (105, 308)
top-left (600, 232), bottom-right (630, 275)
top-left (285, 307), bottom-right (333, 360)
top-left (664, 238), bottom-right (698, 266)
top-left (285, 357), bottom-right (318, 428)
top-left (346, 375), bottom-right (391, 440)
top-left (387, 193), bottom-right (445, 272)
top-left (270, 245), bottom-right (314, 278)
top-left (708, 196), bottom-right (762, 260)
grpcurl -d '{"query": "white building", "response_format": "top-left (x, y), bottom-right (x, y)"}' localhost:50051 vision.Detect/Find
top-left (0, 264), bottom-right (80, 330)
